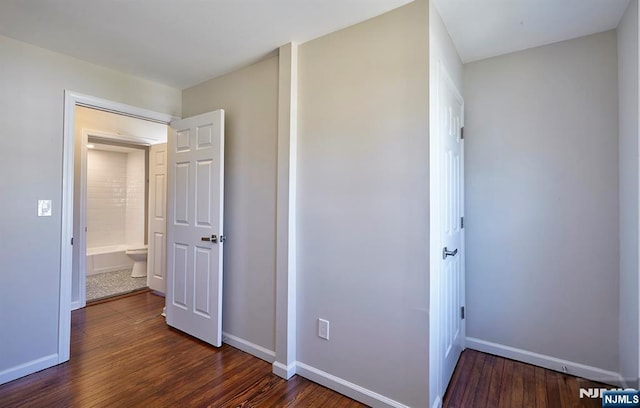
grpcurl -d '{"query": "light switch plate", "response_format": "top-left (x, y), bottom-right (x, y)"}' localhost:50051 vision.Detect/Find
top-left (38, 200), bottom-right (52, 217)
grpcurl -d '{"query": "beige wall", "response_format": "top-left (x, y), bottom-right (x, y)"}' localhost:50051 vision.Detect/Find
top-left (182, 56), bottom-right (279, 353)
top-left (0, 34), bottom-right (180, 380)
top-left (464, 31), bottom-right (620, 374)
top-left (183, 4), bottom-right (432, 405)
top-left (296, 1), bottom-right (430, 406)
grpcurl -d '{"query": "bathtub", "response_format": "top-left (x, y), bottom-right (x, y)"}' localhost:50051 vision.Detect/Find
top-left (86, 245), bottom-right (134, 276)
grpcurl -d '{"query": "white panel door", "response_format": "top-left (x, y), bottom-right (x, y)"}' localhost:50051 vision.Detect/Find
top-left (439, 67), bottom-right (465, 391)
top-left (147, 143), bottom-right (167, 293)
top-left (166, 110), bottom-right (225, 346)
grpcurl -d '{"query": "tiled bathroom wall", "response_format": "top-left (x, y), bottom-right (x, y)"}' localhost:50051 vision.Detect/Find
top-left (86, 148), bottom-right (145, 249)
top-left (125, 149), bottom-right (145, 246)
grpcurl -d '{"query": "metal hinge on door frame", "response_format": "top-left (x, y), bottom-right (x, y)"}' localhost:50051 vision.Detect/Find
top-left (461, 306), bottom-right (465, 320)
top-left (460, 127), bottom-right (464, 140)
top-left (460, 217), bottom-right (464, 229)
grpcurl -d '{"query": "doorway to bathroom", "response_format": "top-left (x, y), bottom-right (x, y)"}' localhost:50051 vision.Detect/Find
top-left (71, 105), bottom-right (169, 308)
top-left (84, 139), bottom-right (147, 302)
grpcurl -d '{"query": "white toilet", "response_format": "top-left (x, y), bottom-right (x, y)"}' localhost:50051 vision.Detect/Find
top-left (126, 244), bottom-right (148, 278)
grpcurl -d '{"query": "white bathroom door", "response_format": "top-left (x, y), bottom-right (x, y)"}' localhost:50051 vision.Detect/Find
top-left (439, 66), bottom-right (465, 393)
top-left (147, 143), bottom-right (167, 293)
top-left (166, 110), bottom-right (225, 347)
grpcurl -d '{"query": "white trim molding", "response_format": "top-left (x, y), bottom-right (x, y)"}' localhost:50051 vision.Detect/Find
top-left (296, 362), bottom-right (411, 408)
top-left (274, 42), bottom-right (299, 380)
top-left (70, 92), bottom-right (178, 124)
top-left (60, 90), bottom-right (177, 367)
top-left (273, 361), bottom-right (297, 379)
top-left (222, 332), bottom-right (275, 363)
top-left (0, 354), bottom-right (59, 385)
top-left (466, 337), bottom-right (625, 387)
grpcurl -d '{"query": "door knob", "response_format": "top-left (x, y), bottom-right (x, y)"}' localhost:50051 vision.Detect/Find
top-left (201, 235), bottom-right (218, 243)
top-left (442, 247), bottom-right (458, 259)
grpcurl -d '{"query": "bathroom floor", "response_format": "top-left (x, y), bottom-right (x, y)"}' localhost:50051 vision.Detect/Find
top-left (86, 269), bottom-right (147, 302)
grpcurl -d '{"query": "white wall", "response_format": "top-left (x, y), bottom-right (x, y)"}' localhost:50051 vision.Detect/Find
top-left (182, 56), bottom-right (279, 355)
top-left (0, 34), bottom-right (180, 382)
top-left (125, 149), bottom-right (146, 246)
top-left (296, 1), bottom-right (430, 406)
top-left (85, 147), bottom-right (145, 249)
top-left (617, 0), bottom-right (639, 388)
top-left (86, 149), bottom-right (128, 248)
top-left (464, 31), bottom-right (620, 375)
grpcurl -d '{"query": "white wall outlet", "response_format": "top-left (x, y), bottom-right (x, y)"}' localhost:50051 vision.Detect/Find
top-left (318, 318), bottom-right (330, 340)
top-left (37, 200), bottom-right (52, 217)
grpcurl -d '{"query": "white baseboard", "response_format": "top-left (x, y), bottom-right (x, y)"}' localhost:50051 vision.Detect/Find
top-left (273, 361), bottom-right (297, 379)
top-left (466, 337), bottom-right (624, 387)
top-left (0, 354), bottom-right (59, 385)
top-left (222, 332), bottom-right (275, 363)
top-left (70, 300), bottom-right (82, 311)
top-left (296, 362), bottom-right (411, 408)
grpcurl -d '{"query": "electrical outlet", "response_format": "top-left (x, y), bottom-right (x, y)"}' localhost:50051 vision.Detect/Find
top-left (318, 318), bottom-right (330, 340)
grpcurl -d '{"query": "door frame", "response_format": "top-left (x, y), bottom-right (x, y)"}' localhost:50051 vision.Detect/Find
top-left (428, 61), bottom-right (465, 406)
top-left (59, 90), bottom-right (178, 363)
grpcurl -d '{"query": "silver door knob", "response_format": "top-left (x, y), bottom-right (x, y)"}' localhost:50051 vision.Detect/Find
top-left (442, 247), bottom-right (458, 259)
top-left (201, 235), bottom-right (218, 243)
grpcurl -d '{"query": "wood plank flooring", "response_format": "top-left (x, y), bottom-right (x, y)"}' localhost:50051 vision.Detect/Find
top-left (0, 292), bottom-right (364, 408)
top-left (0, 292), bottom-right (618, 408)
top-left (443, 349), bottom-right (611, 408)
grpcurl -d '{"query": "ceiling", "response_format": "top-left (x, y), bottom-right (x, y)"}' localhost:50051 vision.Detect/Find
top-left (0, 0), bottom-right (412, 89)
top-left (433, 0), bottom-right (630, 63)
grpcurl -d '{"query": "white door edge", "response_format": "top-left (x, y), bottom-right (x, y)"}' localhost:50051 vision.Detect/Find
top-left (428, 61), bottom-right (465, 402)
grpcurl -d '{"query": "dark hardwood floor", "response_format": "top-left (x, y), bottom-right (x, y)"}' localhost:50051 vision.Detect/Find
top-left (443, 349), bottom-right (612, 408)
top-left (0, 293), bottom-right (617, 408)
top-left (0, 292), bottom-right (364, 408)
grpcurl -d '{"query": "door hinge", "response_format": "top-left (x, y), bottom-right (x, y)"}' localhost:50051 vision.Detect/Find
top-left (460, 127), bottom-right (464, 140)
top-left (460, 217), bottom-right (464, 229)
top-left (71, 237), bottom-right (74, 245)
top-left (461, 306), bottom-right (465, 320)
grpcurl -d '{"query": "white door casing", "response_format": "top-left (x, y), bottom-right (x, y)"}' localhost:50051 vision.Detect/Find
top-left (438, 63), bottom-right (465, 395)
top-left (166, 110), bottom-right (225, 347)
top-left (56, 91), bottom-right (177, 377)
top-left (147, 143), bottom-right (167, 293)
top-left (71, 129), bottom-right (90, 311)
